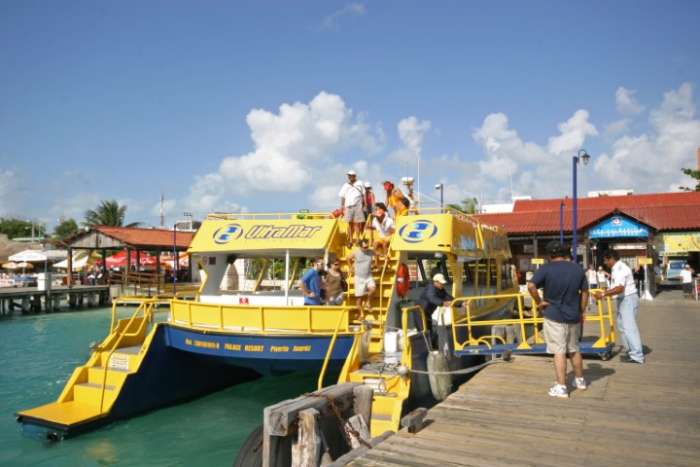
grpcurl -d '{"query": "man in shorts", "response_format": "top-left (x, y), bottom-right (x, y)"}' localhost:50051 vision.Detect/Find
top-left (527, 242), bottom-right (589, 398)
top-left (349, 238), bottom-right (375, 310)
top-left (339, 170), bottom-right (366, 246)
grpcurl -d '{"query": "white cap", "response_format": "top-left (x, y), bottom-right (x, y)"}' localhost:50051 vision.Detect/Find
top-left (364, 181), bottom-right (372, 188)
top-left (346, 169), bottom-right (357, 176)
top-left (433, 273), bottom-right (447, 285)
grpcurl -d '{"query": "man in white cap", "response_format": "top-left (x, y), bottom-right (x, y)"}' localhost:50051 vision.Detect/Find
top-left (339, 169), bottom-right (366, 246)
top-left (417, 273), bottom-right (453, 333)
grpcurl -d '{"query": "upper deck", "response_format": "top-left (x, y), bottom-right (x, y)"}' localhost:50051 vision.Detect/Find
top-left (188, 210), bottom-right (510, 259)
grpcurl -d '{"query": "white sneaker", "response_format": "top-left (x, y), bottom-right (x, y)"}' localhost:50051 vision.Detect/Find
top-left (574, 377), bottom-right (587, 390)
top-left (548, 383), bottom-right (569, 398)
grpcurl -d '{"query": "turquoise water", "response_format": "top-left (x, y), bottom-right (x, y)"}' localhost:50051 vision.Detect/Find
top-left (0, 308), bottom-right (317, 466)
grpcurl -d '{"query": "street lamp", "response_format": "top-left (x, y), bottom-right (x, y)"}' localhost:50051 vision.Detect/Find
top-left (572, 149), bottom-right (591, 262)
top-left (434, 183), bottom-right (444, 211)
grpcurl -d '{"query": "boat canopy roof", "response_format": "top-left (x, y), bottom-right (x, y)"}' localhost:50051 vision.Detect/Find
top-left (392, 212), bottom-right (510, 258)
top-left (188, 213), bottom-right (337, 256)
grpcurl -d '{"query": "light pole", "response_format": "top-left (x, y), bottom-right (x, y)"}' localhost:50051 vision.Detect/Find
top-left (434, 183), bottom-right (444, 211)
top-left (572, 149), bottom-right (591, 263)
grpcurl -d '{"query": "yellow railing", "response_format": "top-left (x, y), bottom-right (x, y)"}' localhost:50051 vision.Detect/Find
top-left (99, 299), bottom-right (156, 412)
top-left (170, 299), bottom-right (369, 335)
top-left (206, 211), bottom-right (331, 221)
top-left (449, 290), bottom-right (615, 352)
top-left (317, 309), bottom-right (363, 390)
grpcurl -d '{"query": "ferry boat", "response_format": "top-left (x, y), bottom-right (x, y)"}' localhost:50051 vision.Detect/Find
top-left (17, 209), bottom-right (516, 440)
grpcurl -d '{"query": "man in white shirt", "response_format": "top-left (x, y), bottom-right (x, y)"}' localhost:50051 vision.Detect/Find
top-left (594, 250), bottom-right (644, 364)
top-left (338, 170), bottom-right (366, 246)
top-left (681, 264), bottom-right (695, 298)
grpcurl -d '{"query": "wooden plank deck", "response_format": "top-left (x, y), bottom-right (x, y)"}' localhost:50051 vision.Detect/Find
top-left (349, 298), bottom-right (700, 467)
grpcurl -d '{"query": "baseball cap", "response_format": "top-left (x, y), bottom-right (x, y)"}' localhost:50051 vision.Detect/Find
top-left (346, 169), bottom-right (357, 176)
top-left (364, 181), bottom-right (372, 188)
top-left (433, 273), bottom-right (447, 285)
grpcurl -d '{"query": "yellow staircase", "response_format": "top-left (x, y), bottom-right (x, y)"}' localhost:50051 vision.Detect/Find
top-left (334, 232), bottom-right (417, 437)
top-left (17, 301), bottom-right (157, 435)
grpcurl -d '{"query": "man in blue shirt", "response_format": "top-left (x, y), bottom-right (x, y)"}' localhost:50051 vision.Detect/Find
top-left (528, 242), bottom-right (589, 399)
top-left (300, 257), bottom-right (324, 305)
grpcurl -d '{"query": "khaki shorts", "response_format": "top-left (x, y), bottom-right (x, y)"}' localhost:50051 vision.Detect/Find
top-left (543, 318), bottom-right (580, 354)
top-left (344, 204), bottom-right (365, 223)
top-left (355, 277), bottom-right (376, 297)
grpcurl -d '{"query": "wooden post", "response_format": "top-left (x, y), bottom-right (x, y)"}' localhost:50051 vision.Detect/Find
top-left (291, 408), bottom-right (321, 467)
top-left (101, 249), bottom-right (107, 284)
top-left (125, 247), bottom-right (130, 289)
top-left (67, 246), bottom-right (73, 288)
top-left (353, 385), bottom-right (373, 428)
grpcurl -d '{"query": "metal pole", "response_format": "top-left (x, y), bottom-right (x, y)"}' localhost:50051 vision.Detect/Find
top-left (559, 201), bottom-right (564, 244)
top-left (284, 250), bottom-right (290, 306)
top-left (572, 156), bottom-right (578, 262)
top-left (172, 225), bottom-right (177, 296)
top-left (440, 185), bottom-right (444, 211)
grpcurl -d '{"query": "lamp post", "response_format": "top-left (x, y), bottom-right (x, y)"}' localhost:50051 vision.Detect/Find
top-left (434, 183), bottom-right (444, 211)
top-left (572, 149), bottom-right (591, 262)
top-left (559, 200), bottom-right (564, 244)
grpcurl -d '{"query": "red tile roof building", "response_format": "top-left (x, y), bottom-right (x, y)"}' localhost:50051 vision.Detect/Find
top-left (475, 192), bottom-right (700, 235)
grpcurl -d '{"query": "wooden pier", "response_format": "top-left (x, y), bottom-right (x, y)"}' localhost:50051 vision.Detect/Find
top-left (345, 297), bottom-right (700, 467)
top-left (0, 285), bottom-right (112, 315)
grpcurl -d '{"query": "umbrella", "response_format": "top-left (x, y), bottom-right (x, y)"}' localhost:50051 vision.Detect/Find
top-left (16, 262), bottom-right (33, 269)
top-left (102, 251), bottom-right (157, 269)
top-left (2, 261), bottom-right (18, 270)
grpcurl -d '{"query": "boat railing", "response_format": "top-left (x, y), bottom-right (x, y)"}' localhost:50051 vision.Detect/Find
top-left (449, 290), bottom-right (616, 352)
top-left (316, 309), bottom-right (365, 390)
top-left (170, 299), bottom-right (376, 335)
top-left (205, 211), bottom-right (331, 221)
top-left (100, 299), bottom-right (157, 412)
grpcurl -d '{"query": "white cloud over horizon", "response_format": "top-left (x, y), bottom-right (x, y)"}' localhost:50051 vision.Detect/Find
top-left (595, 82), bottom-right (700, 192)
top-left (321, 2), bottom-right (366, 30)
top-left (17, 83), bottom-right (700, 227)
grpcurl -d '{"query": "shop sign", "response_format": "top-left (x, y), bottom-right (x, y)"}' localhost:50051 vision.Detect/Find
top-left (588, 216), bottom-right (649, 239)
top-left (531, 258), bottom-right (544, 265)
top-left (657, 231), bottom-right (700, 254)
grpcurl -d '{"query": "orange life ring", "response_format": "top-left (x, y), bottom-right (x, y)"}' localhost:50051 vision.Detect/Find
top-left (396, 263), bottom-right (410, 297)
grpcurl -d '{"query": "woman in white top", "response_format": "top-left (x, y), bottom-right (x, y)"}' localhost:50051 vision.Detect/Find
top-left (596, 266), bottom-right (609, 289)
top-left (369, 202), bottom-right (395, 260)
top-left (681, 264), bottom-right (695, 298)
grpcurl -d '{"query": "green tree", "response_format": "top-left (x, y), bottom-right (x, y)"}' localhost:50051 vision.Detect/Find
top-left (54, 218), bottom-right (79, 240)
top-left (679, 167), bottom-right (700, 191)
top-left (83, 200), bottom-right (140, 227)
top-left (0, 218), bottom-right (46, 239)
top-left (447, 197), bottom-right (479, 214)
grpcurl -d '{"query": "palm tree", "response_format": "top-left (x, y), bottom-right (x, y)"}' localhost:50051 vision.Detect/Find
top-left (447, 197), bottom-right (479, 214)
top-left (83, 200), bottom-right (140, 227)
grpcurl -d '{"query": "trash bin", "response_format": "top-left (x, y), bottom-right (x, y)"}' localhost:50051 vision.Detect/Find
top-left (37, 272), bottom-right (52, 292)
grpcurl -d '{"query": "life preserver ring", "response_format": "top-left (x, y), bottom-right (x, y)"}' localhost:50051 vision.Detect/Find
top-left (396, 262), bottom-right (410, 297)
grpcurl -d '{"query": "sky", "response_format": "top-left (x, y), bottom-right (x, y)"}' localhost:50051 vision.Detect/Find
top-left (1, 1), bottom-right (700, 228)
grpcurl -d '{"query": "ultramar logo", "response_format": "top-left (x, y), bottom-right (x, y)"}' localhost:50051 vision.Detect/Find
top-left (213, 223), bottom-right (322, 244)
top-left (398, 219), bottom-right (438, 243)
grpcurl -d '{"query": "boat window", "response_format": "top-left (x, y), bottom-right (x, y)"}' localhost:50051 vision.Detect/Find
top-left (500, 261), bottom-right (513, 290)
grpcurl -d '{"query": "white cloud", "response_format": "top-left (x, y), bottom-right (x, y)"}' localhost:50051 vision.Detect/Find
top-left (151, 198), bottom-right (177, 218)
top-left (468, 109), bottom-right (598, 200)
top-left (321, 2), bottom-right (366, 30)
top-left (49, 192), bottom-right (101, 222)
top-left (547, 110), bottom-right (598, 156)
top-left (616, 86), bottom-right (645, 116)
top-left (595, 82), bottom-right (700, 192)
top-left (604, 118), bottom-right (629, 136)
top-left (185, 91), bottom-right (383, 214)
top-left (388, 116), bottom-right (431, 167)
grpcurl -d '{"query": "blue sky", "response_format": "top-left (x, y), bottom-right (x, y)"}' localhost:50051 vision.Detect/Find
top-left (1, 1), bottom-right (699, 228)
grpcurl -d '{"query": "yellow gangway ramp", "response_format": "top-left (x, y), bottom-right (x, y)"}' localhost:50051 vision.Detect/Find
top-left (17, 299), bottom-right (158, 438)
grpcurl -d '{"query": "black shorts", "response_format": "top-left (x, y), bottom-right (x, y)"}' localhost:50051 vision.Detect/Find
top-left (683, 283), bottom-right (693, 294)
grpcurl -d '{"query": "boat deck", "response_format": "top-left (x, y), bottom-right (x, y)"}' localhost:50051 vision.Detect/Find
top-left (348, 296), bottom-right (700, 467)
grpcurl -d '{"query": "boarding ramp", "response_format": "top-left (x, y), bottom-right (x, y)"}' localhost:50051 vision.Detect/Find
top-left (451, 290), bottom-right (616, 359)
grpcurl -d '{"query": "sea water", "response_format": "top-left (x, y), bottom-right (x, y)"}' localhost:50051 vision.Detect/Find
top-left (0, 307), bottom-right (317, 466)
